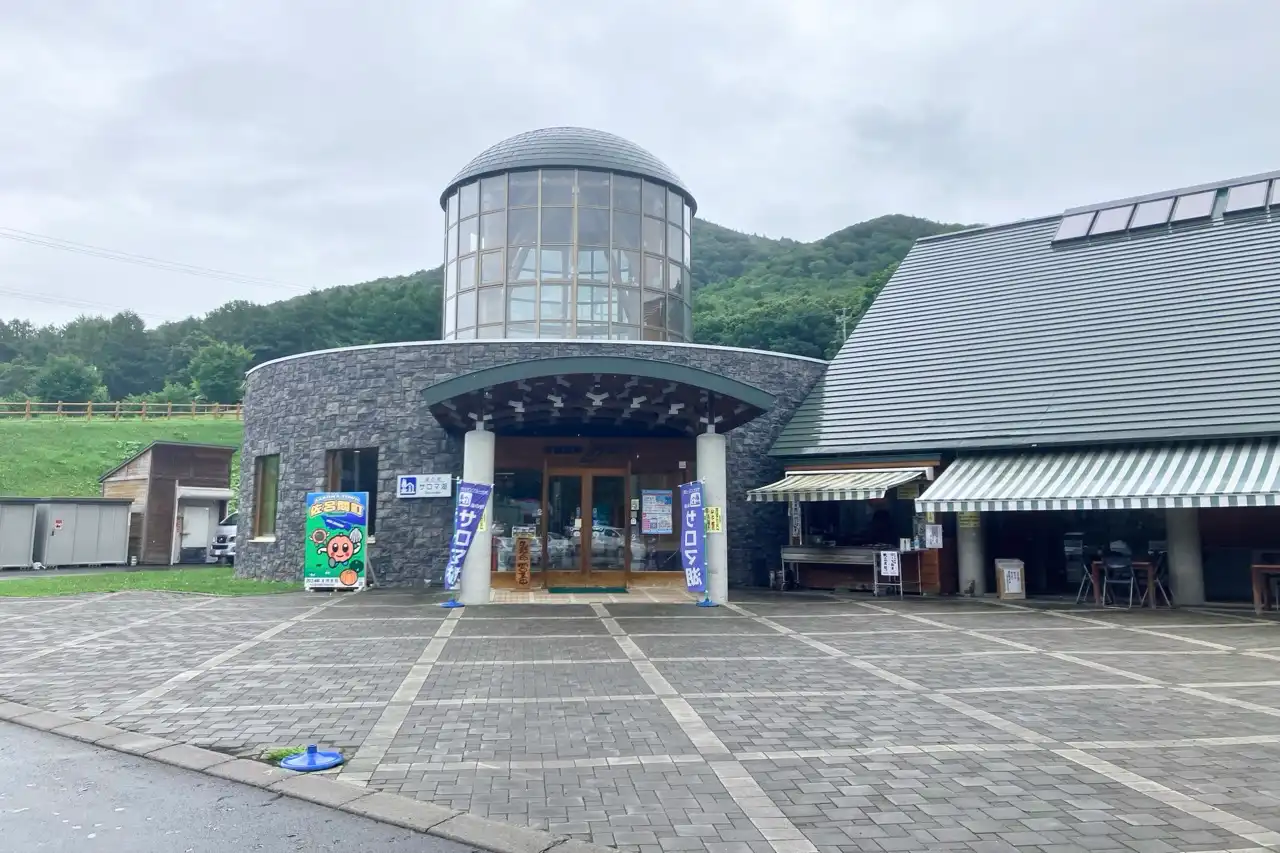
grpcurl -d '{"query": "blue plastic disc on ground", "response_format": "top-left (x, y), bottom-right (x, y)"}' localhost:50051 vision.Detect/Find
top-left (439, 598), bottom-right (465, 608)
top-left (280, 744), bottom-right (344, 772)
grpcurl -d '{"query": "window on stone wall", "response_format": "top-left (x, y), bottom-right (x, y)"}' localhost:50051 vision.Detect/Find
top-left (325, 447), bottom-right (379, 536)
top-left (252, 454), bottom-right (280, 538)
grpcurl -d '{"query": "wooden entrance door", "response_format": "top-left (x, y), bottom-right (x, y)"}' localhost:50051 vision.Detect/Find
top-left (541, 466), bottom-right (631, 589)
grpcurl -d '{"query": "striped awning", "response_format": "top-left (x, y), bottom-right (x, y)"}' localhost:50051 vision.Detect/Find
top-left (747, 469), bottom-right (928, 503)
top-left (915, 438), bottom-right (1280, 512)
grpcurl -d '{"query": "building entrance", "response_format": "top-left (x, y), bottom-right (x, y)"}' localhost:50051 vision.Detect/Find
top-left (543, 468), bottom-right (631, 588)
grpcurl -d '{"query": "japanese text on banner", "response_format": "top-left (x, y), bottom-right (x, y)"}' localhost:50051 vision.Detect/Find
top-left (444, 481), bottom-right (493, 591)
top-left (679, 481), bottom-right (707, 593)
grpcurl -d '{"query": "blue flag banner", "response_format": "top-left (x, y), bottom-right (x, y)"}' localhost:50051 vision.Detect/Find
top-left (679, 481), bottom-right (707, 593)
top-left (444, 480), bottom-right (493, 591)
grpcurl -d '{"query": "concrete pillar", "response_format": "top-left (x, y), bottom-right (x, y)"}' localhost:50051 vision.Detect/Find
top-left (957, 512), bottom-right (986, 596)
top-left (1166, 507), bottom-right (1205, 606)
top-left (459, 427), bottom-right (495, 606)
top-left (696, 429), bottom-right (729, 605)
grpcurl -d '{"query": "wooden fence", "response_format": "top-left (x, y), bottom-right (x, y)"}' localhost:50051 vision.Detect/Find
top-left (0, 401), bottom-right (244, 420)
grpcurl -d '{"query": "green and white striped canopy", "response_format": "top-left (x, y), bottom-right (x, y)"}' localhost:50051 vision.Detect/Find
top-left (915, 439), bottom-right (1280, 513)
top-left (747, 469), bottom-right (928, 503)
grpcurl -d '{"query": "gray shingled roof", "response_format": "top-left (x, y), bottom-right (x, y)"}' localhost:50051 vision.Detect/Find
top-left (772, 180), bottom-right (1280, 458)
top-left (440, 127), bottom-right (695, 212)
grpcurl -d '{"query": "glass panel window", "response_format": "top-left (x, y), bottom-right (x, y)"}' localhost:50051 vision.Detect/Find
top-left (508, 208), bottom-right (538, 245)
top-left (478, 287), bottom-right (504, 325)
top-left (507, 322), bottom-right (536, 339)
top-left (642, 291), bottom-right (665, 328)
top-left (667, 262), bottom-right (683, 295)
top-left (578, 247), bottom-right (610, 281)
top-left (643, 216), bottom-right (664, 255)
top-left (445, 260), bottom-right (457, 297)
top-left (612, 249), bottom-right (640, 286)
top-left (455, 326), bottom-right (475, 340)
top-left (541, 169), bottom-right (574, 205)
top-left (1226, 181), bottom-right (1268, 213)
top-left (578, 171), bottom-right (610, 207)
top-left (480, 211), bottom-right (505, 249)
top-left (668, 298), bottom-right (686, 336)
top-left (508, 285), bottom-right (536, 322)
top-left (459, 182), bottom-right (479, 219)
top-left (538, 321), bottom-right (567, 338)
top-left (1271, 181), bottom-right (1280, 207)
top-left (443, 296), bottom-right (456, 335)
top-left (252, 455), bottom-right (279, 538)
top-left (507, 245), bottom-right (537, 281)
top-left (1172, 190), bottom-right (1215, 222)
top-left (576, 284), bottom-right (611, 322)
top-left (540, 247), bottom-right (573, 281)
top-left (683, 204), bottom-right (692, 233)
top-left (1129, 198), bottom-right (1173, 229)
top-left (683, 226), bottom-right (691, 266)
top-left (480, 249), bottom-right (504, 285)
top-left (541, 207), bottom-right (572, 243)
top-left (612, 211), bottom-right (641, 251)
top-left (667, 190), bottom-right (683, 223)
top-left (447, 192), bottom-right (458, 224)
top-left (614, 287), bottom-right (641, 325)
top-left (642, 327), bottom-right (666, 341)
top-left (613, 175), bottom-right (641, 212)
top-left (578, 322), bottom-right (610, 339)
top-left (643, 181), bottom-right (666, 219)
top-left (477, 324), bottom-right (503, 338)
top-left (509, 171), bottom-right (539, 206)
top-left (1052, 212), bottom-right (1094, 241)
top-left (324, 448), bottom-right (379, 536)
top-left (612, 325), bottom-right (640, 340)
top-left (460, 216), bottom-right (480, 254)
top-left (480, 176), bottom-right (506, 212)
top-left (1089, 205), bottom-right (1133, 235)
top-left (539, 284), bottom-right (569, 320)
top-left (643, 254), bottom-right (665, 290)
top-left (578, 207), bottom-right (610, 246)
top-left (458, 254), bottom-right (476, 290)
top-left (666, 223), bottom-right (682, 261)
top-left (446, 224), bottom-right (458, 262)
top-left (457, 289), bottom-right (476, 328)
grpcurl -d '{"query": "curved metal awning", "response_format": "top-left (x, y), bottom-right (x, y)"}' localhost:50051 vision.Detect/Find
top-left (424, 355), bottom-right (775, 436)
top-left (747, 469), bottom-right (930, 503)
top-left (916, 439), bottom-right (1280, 512)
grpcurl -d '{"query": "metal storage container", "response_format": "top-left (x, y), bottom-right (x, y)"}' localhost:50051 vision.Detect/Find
top-left (0, 498), bottom-right (39, 569)
top-left (33, 499), bottom-right (131, 568)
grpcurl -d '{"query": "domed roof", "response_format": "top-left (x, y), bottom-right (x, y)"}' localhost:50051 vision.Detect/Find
top-left (441, 127), bottom-right (695, 213)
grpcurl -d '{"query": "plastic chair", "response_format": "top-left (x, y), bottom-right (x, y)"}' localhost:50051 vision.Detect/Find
top-left (1102, 552), bottom-right (1138, 608)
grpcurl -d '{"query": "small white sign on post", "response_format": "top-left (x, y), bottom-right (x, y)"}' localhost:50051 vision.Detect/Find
top-left (880, 550), bottom-right (901, 578)
top-left (924, 524), bottom-right (943, 549)
top-left (396, 474), bottom-right (452, 499)
top-left (995, 558), bottom-right (1026, 600)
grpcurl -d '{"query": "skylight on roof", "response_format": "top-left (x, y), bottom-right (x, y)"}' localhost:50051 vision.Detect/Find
top-left (1225, 181), bottom-right (1268, 214)
top-left (1129, 198), bottom-right (1173, 229)
top-left (1053, 212), bottom-right (1094, 242)
top-left (1171, 190), bottom-right (1215, 222)
top-left (1089, 205), bottom-right (1134, 235)
top-left (1271, 181), bottom-right (1280, 208)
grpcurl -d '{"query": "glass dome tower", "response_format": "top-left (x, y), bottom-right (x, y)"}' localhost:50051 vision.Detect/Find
top-left (439, 127), bottom-right (696, 342)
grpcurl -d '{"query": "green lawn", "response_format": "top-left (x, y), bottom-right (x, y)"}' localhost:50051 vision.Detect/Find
top-left (0, 418), bottom-right (244, 497)
top-left (0, 566), bottom-right (300, 597)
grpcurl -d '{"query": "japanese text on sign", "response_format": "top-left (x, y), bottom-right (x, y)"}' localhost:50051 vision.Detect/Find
top-left (444, 481), bottom-right (492, 591)
top-left (704, 506), bottom-right (723, 533)
top-left (879, 550), bottom-right (901, 578)
top-left (679, 481), bottom-right (707, 593)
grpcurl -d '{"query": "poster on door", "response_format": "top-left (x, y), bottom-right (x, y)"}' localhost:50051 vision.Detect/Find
top-left (304, 491), bottom-right (369, 591)
top-left (641, 490), bottom-right (674, 535)
top-left (679, 481), bottom-right (706, 593)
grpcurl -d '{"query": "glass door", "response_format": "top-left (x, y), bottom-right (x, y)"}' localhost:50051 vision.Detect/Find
top-left (542, 468), bottom-right (631, 585)
top-left (544, 473), bottom-right (583, 573)
top-left (588, 474), bottom-right (629, 573)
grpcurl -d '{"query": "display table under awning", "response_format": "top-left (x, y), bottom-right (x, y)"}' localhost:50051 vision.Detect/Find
top-left (747, 468), bottom-right (930, 502)
top-left (915, 438), bottom-right (1280, 513)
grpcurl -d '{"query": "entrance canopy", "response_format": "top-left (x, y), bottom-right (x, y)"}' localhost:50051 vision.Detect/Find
top-left (748, 468), bottom-right (930, 503)
top-left (424, 356), bottom-right (774, 436)
top-left (916, 438), bottom-right (1280, 513)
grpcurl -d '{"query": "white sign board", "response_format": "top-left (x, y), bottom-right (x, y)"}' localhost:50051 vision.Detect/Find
top-left (995, 558), bottom-right (1026, 599)
top-left (789, 499), bottom-right (801, 539)
top-left (879, 550), bottom-right (901, 578)
top-left (396, 474), bottom-right (452, 499)
top-left (924, 524), bottom-right (943, 549)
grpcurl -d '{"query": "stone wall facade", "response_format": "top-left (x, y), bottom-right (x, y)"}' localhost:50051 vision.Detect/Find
top-left (235, 340), bottom-right (826, 588)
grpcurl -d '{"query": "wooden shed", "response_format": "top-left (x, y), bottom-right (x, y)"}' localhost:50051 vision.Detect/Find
top-left (99, 442), bottom-right (237, 565)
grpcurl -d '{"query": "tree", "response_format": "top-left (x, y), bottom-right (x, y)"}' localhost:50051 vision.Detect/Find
top-left (0, 358), bottom-right (36, 398)
top-left (31, 355), bottom-right (107, 403)
top-left (188, 342), bottom-right (254, 404)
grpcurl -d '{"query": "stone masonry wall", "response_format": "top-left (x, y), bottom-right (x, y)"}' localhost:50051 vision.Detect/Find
top-left (236, 341), bottom-right (825, 588)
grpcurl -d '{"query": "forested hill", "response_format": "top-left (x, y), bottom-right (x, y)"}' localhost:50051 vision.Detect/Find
top-left (0, 214), bottom-right (964, 405)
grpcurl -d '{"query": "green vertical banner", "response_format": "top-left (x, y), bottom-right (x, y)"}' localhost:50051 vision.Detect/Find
top-left (304, 491), bottom-right (369, 591)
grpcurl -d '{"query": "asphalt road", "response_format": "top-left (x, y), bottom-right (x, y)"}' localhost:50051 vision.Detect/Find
top-left (0, 722), bottom-right (471, 852)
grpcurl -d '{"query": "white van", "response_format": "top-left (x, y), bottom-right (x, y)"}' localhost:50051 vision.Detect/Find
top-left (207, 511), bottom-right (238, 564)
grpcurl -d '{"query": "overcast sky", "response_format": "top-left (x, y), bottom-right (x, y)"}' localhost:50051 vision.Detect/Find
top-left (2, 0), bottom-right (1277, 326)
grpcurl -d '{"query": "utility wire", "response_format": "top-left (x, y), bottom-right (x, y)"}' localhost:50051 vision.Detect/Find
top-left (0, 285), bottom-right (179, 323)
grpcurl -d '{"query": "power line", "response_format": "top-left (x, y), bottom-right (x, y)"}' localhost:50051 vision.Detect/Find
top-left (0, 226), bottom-right (314, 293)
top-left (0, 285), bottom-right (179, 323)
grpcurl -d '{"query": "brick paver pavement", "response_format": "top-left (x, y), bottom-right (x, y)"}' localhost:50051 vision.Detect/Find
top-left (2, 588), bottom-right (1279, 853)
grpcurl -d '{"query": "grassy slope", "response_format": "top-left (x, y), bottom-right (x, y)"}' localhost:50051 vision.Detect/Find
top-left (0, 419), bottom-right (244, 497)
top-left (0, 566), bottom-right (298, 596)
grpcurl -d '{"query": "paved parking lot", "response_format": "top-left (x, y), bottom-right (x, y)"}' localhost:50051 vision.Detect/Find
top-left (2, 589), bottom-right (1279, 853)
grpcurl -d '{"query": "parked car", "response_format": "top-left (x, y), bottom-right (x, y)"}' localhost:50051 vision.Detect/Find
top-left (207, 512), bottom-right (237, 564)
